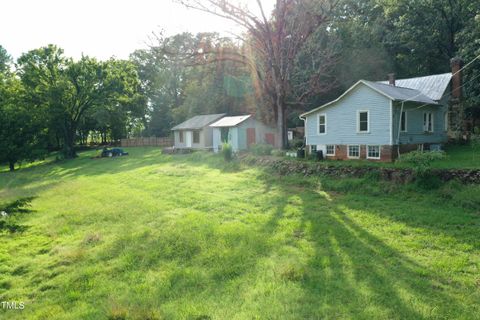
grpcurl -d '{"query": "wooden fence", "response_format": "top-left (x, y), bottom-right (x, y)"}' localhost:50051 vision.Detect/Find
top-left (120, 137), bottom-right (173, 147)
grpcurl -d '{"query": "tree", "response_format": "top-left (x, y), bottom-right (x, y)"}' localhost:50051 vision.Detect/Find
top-left (132, 32), bottom-right (251, 136)
top-left (0, 45), bottom-right (11, 74)
top-left (0, 70), bottom-right (47, 171)
top-left (17, 46), bottom-right (141, 158)
top-left (176, 0), bottom-right (338, 148)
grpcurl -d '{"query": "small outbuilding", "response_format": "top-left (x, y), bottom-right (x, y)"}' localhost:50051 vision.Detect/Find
top-left (210, 115), bottom-right (277, 153)
top-left (171, 113), bottom-right (226, 150)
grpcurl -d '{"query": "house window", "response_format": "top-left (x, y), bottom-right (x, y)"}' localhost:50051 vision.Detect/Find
top-left (193, 130), bottom-right (200, 143)
top-left (367, 145), bottom-right (381, 159)
top-left (179, 131), bottom-right (184, 143)
top-left (400, 111), bottom-right (407, 132)
top-left (423, 112), bottom-right (434, 133)
top-left (348, 145), bottom-right (360, 158)
top-left (326, 145), bottom-right (335, 156)
top-left (318, 114), bottom-right (326, 134)
top-left (358, 111), bottom-right (369, 133)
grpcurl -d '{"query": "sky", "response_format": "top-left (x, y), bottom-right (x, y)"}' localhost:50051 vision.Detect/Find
top-left (1, 0), bottom-right (275, 60)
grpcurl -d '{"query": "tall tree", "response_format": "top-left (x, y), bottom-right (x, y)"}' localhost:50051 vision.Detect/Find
top-left (176, 0), bottom-right (338, 148)
top-left (0, 65), bottom-right (47, 171)
top-left (17, 46), bottom-right (141, 158)
top-left (0, 45), bottom-right (11, 74)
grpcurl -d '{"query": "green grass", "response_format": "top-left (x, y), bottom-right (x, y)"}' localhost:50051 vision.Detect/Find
top-left (0, 148), bottom-right (479, 319)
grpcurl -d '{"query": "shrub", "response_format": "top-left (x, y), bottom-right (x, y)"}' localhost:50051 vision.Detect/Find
top-left (272, 149), bottom-right (286, 157)
top-left (250, 143), bottom-right (273, 156)
top-left (288, 138), bottom-right (304, 149)
top-left (399, 150), bottom-right (446, 175)
top-left (222, 143), bottom-right (233, 162)
top-left (399, 150), bottom-right (446, 189)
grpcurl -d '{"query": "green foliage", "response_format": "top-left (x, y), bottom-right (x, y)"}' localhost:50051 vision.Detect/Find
top-left (0, 58), bottom-right (48, 171)
top-left (399, 150), bottom-right (446, 174)
top-left (131, 32), bottom-right (252, 137)
top-left (288, 138), bottom-right (304, 150)
top-left (16, 45), bottom-right (142, 158)
top-left (0, 45), bottom-right (11, 74)
top-left (271, 149), bottom-right (286, 157)
top-left (221, 143), bottom-right (233, 162)
top-left (399, 150), bottom-right (446, 189)
top-left (249, 143), bottom-right (273, 156)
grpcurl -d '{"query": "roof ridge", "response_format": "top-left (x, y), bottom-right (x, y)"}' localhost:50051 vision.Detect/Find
top-left (376, 72), bottom-right (451, 83)
top-left (364, 80), bottom-right (423, 93)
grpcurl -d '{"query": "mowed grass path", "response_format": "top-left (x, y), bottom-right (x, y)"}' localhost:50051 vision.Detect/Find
top-left (0, 148), bottom-right (479, 319)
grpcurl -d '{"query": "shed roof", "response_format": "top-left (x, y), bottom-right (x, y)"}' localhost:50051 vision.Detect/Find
top-left (209, 115), bottom-right (252, 127)
top-left (171, 113), bottom-right (226, 130)
top-left (378, 73), bottom-right (451, 101)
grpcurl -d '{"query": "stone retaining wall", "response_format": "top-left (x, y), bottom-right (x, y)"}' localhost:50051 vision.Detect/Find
top-left (240, 156), bottom-right (480, 184)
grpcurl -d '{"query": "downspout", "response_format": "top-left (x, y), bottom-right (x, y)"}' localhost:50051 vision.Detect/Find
top-left (397, 101), bottom-right (405, 159)
top-left (299, 115), bottom-right (307, 149)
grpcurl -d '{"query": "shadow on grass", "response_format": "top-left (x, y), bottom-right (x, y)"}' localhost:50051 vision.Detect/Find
top-left (0, 196), bottom-right (36, 233)
top-left (258, 173), bottom-right (476, 318)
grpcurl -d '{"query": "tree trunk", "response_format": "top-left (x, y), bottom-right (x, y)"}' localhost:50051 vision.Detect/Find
top-left (9, 161), bottom-right (15, 172)
top-left (63, 126), bottom-right (77, 159)
top-left (275, 85), bottom-right (288, 149)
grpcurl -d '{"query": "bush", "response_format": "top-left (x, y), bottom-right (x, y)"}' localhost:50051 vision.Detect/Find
top-left (272, 149), bottom-right (286, 157)
top-left (399, 150), bottom-right (446, 175)
top-left (250, 143), bottom-right (274, 156)
top-left (288, 138), bottom-right (304, 149)
top-left (222, 143), bottom-right (233, 162)
top-left (399, 150), bottom-right (446, 189)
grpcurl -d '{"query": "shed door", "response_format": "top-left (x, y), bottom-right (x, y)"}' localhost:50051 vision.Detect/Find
top-left (247, 128), bottom-right (256, 147)
top-left (265, 133), bottom-right (275, 146)
top-left (185, 131), bottom-right (192, 148)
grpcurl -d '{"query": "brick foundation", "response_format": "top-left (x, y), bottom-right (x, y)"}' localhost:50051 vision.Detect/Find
top-left (309, 144), bottom-right (431, 162)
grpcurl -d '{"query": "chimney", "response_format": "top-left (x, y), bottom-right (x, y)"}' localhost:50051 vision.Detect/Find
top-left (388, 73), bottom-right (396, 86)
top-left (450, 57), bottom-right (463, 100)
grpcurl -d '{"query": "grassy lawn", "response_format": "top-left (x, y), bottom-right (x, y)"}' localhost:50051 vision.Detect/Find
top-left (0, 148), bottom-right (479, 319)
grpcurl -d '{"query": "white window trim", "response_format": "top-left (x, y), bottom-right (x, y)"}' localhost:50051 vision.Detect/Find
top-left (400, 110), bottom-right (408, 132)
top-left (357, 110), bottom-right (370, 133)
top-left (326, 144), bottom-right (335, 156)
top-left (423, 111), bottom-right (434, 133)
top-left (366, 145), bottom-right (381, 160)
top-left (318, 113), bottom-right (327, 135)
top-left (347, 144), bottom-right (360, 159)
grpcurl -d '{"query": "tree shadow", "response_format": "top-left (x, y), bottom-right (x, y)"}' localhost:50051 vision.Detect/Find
top-left (0, 196), bottom-right (36, 233)
top-left (257, 174), bottom-right (476, 319)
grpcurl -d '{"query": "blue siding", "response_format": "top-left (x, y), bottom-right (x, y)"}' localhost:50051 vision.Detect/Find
top-left (392, 101), bottom-right (448, 145)
top-left (305, 84), bottom-right (392, 146)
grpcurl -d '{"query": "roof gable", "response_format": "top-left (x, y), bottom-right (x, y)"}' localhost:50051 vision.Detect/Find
top-left (171, 113), bottom-right (226, 130)
top-left (301, 77), bottom-right (440, 117)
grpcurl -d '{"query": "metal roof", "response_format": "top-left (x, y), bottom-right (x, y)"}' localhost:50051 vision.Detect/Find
top-left (209, 115), bottom-right (252, 127)
top-left (363, 81), bottom-right (438, 105)
top-left (171, 113), bottom-right (226, 130)
top-left (378, 73), bottom-right (451, 101)
top-left (300, 79), bottom-right (440, 117)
